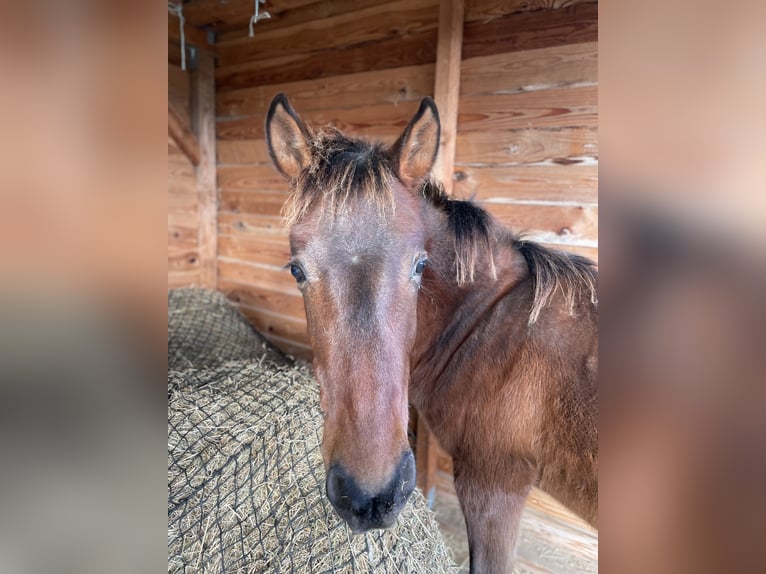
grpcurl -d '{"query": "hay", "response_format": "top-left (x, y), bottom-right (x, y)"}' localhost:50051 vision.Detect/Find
top-left (168, 289), bottom-right (457, 573)
top-left (168, 288), bottom-right (288, 371)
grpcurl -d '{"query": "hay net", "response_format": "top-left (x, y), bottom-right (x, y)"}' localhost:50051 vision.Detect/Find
top-left (168, 288), bottom-right (457, 573)
top-left (168, 288), bottom-right (288, 370)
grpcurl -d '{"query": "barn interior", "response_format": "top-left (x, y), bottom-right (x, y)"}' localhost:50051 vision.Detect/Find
top-left (168, 0), bottom-right (598, 571)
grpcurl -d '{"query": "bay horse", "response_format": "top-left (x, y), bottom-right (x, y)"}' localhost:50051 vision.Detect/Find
top-left (266, 93), bottom-right (598, 572)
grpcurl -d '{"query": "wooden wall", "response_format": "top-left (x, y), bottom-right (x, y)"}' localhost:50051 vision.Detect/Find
top-left (168, 61), bottom-right (202, 288)
top-left (208, 0), bottom-right (597, 359)
top-left (454, 0), bottom-right (598, 261)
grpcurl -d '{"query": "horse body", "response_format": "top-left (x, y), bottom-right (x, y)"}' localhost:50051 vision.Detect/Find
top-left (408, 197), bottom-right (598, 570)
top-left (266, 93), bottom-right (597, 572)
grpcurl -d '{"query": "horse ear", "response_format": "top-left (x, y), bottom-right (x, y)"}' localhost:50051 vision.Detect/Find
top-left (392, 97), bottom-right (441, 187)
top-left (266, 93), bottom-right (312, 179)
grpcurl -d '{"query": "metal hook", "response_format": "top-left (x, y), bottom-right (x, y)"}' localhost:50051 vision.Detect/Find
top-left (249, 0), bottom-right (272, 37)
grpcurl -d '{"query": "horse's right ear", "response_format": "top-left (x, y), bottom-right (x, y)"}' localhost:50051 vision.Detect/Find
top-left (266, 93), bottom-right (312, 179)
top-left (392, 97), bottom-right (441, 188)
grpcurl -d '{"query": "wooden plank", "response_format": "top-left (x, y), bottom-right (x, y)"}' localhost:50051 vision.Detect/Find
top-left (416, 415), bottom-right (440, 503)
top-left (168, 105), bottom-right (201, 166)
top-left (218, 234), bottom-right (291, 269)
top-left (216, 0), bottom-right (438, 68)
top-left (217, 64), bottom-right (435, 117)
top-left (168, 64), bottom-right (189, 99)
top-left (218, 165), bottom-right (293, 193)
top-left (457, 85), bottom-right (598, 133)
top-left (219, 280), bottom-right (307, 321)
top-left (168, 224), bottom-right (199, 251)
top-left (465, 0), bottom-right (595, 22)
top-left (236, 305), bottom-right (311, 346)
top-left (263, 334), bottom-right (314, 362)
top-left (167, 12), bottom-right (215, 52)
top-left (191, 50), bottom-right (218, 290)
top-left (455, 127), bottom-right (598, 165)
top-left (218, 211), bottom-right (288, 238)
top-left (216, 0), bottom-right (391, 41)
top-left (217, 139), bottom-right (271, 165)
top-left (482, 202), bottom-right (598, 246)
top-left (182, 0), bottom-right (320, 30)
top-left (462, 2), bottom-right (598, 59)
top-left (460, 42), bottom-right (597, 96)
top-left (432, 0), bottom-right (464, 195)
top-left (453, 165), bottom-right (598, 204)
top-left (168, 270), bottom-right (202, 289)
top-left (216, 29), bottom-right (438, 91)
top-left (218, 190), bottom-right (289, 217)
top-left (217, 100), bottom-right (423, 141)
top-left (168, 250), bottom-right (201, 272)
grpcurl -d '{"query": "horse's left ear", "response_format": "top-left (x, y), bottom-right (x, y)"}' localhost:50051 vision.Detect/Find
top-left (392, 97), bottom-right (441, 188)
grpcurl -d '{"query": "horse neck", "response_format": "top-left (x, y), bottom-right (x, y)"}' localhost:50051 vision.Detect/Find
top-left (409, 204), bottom-right (529, 399)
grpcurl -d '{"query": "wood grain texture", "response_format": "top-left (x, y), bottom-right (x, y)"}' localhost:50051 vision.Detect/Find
top-left (458, 85), bottom-right (597, 133)
top-left (453, 165), bottom-right (597, 204)
top-left (218, 165), bottom-right (289, 193)
top-left (183, 0), bottom-right (327, 31)
top-left (218, 190), bottom-right (289, 217)
top-left (218, 234), bottom-right (291, 269)
top-left (460, 42), bottom-right (597, 96)
top-left (191, 50), bottom-right (218, 290)
top-left (433, 0), bottom-right (464, 195)
top-left (465, 0), bottom-right (595, 22)
top-left (167, 12), bottom-right (214, 52)
top-left (218, 211), bottom-right (288, 238)
top-left (462, 2), bottom-right (598, 59)
top-left (217, 139), bottom-right (271, 165)
top-left (216, 0), bottom-right (391, 41)
top-left (168, 270), bottom-right (202, 289)
top-left (216, 0), bottom-right (438, 68)
top-left (217, 100), bottom-right (423, 141)
top-left (217, 64), bottom-right (435, 117)
top-left (219, 280), bottom-right (307, 321)
top-left (216, 29), bottom-right (438, 91)
top-left (456, 127), bottom-right (598, 165)
top-left (235, 304), bottom-right (311, 347)
top-left (168, 105), bottom-right (200, 166)
top-left (482, 202), bottom-right (598, 247)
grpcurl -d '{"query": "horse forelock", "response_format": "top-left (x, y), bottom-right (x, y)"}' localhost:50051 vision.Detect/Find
top-left (282, 128), bottom-right (397, 227)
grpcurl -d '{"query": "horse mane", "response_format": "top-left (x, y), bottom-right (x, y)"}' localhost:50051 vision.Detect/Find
top-left (282, 128), bottom-right (396, 226)
top-left (516, 241), bottom-right (598, 324)
top-left (420, 180), bottom-right (597, 324)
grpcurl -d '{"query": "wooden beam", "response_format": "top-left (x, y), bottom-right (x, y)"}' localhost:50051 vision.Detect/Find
top-left (432, 0), bottom-right (464, 195)
top-left (168, 14), bottom-right (216, 53)
top-left (416, 414), bottom-right (439, 505)
top-left (168, 105), bottom-right (200, 166)
top-left (191, 50), bottom-right (218, 290)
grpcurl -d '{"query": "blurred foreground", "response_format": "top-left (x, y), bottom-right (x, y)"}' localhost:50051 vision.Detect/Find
top-left (0, 1), bottom-right (763, 572)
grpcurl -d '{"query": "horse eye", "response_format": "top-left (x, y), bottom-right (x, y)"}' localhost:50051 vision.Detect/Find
top-left (290, 263), bottom-right (306, 283)
top-left (414, 258), bottom-right (427, 276)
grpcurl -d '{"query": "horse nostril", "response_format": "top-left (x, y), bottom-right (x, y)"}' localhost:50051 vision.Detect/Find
top-left (326, 454), bottom-right (416, 533)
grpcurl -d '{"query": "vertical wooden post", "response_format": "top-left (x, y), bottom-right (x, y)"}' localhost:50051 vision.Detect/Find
top-left (432, 0), bottom-right (464, 196)
top-left (415, 0), bottom-right (465, 506)
top-left (191, 49), bottom-right (217, 290)
top-left (416, 415), bottom-right (440, 506)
